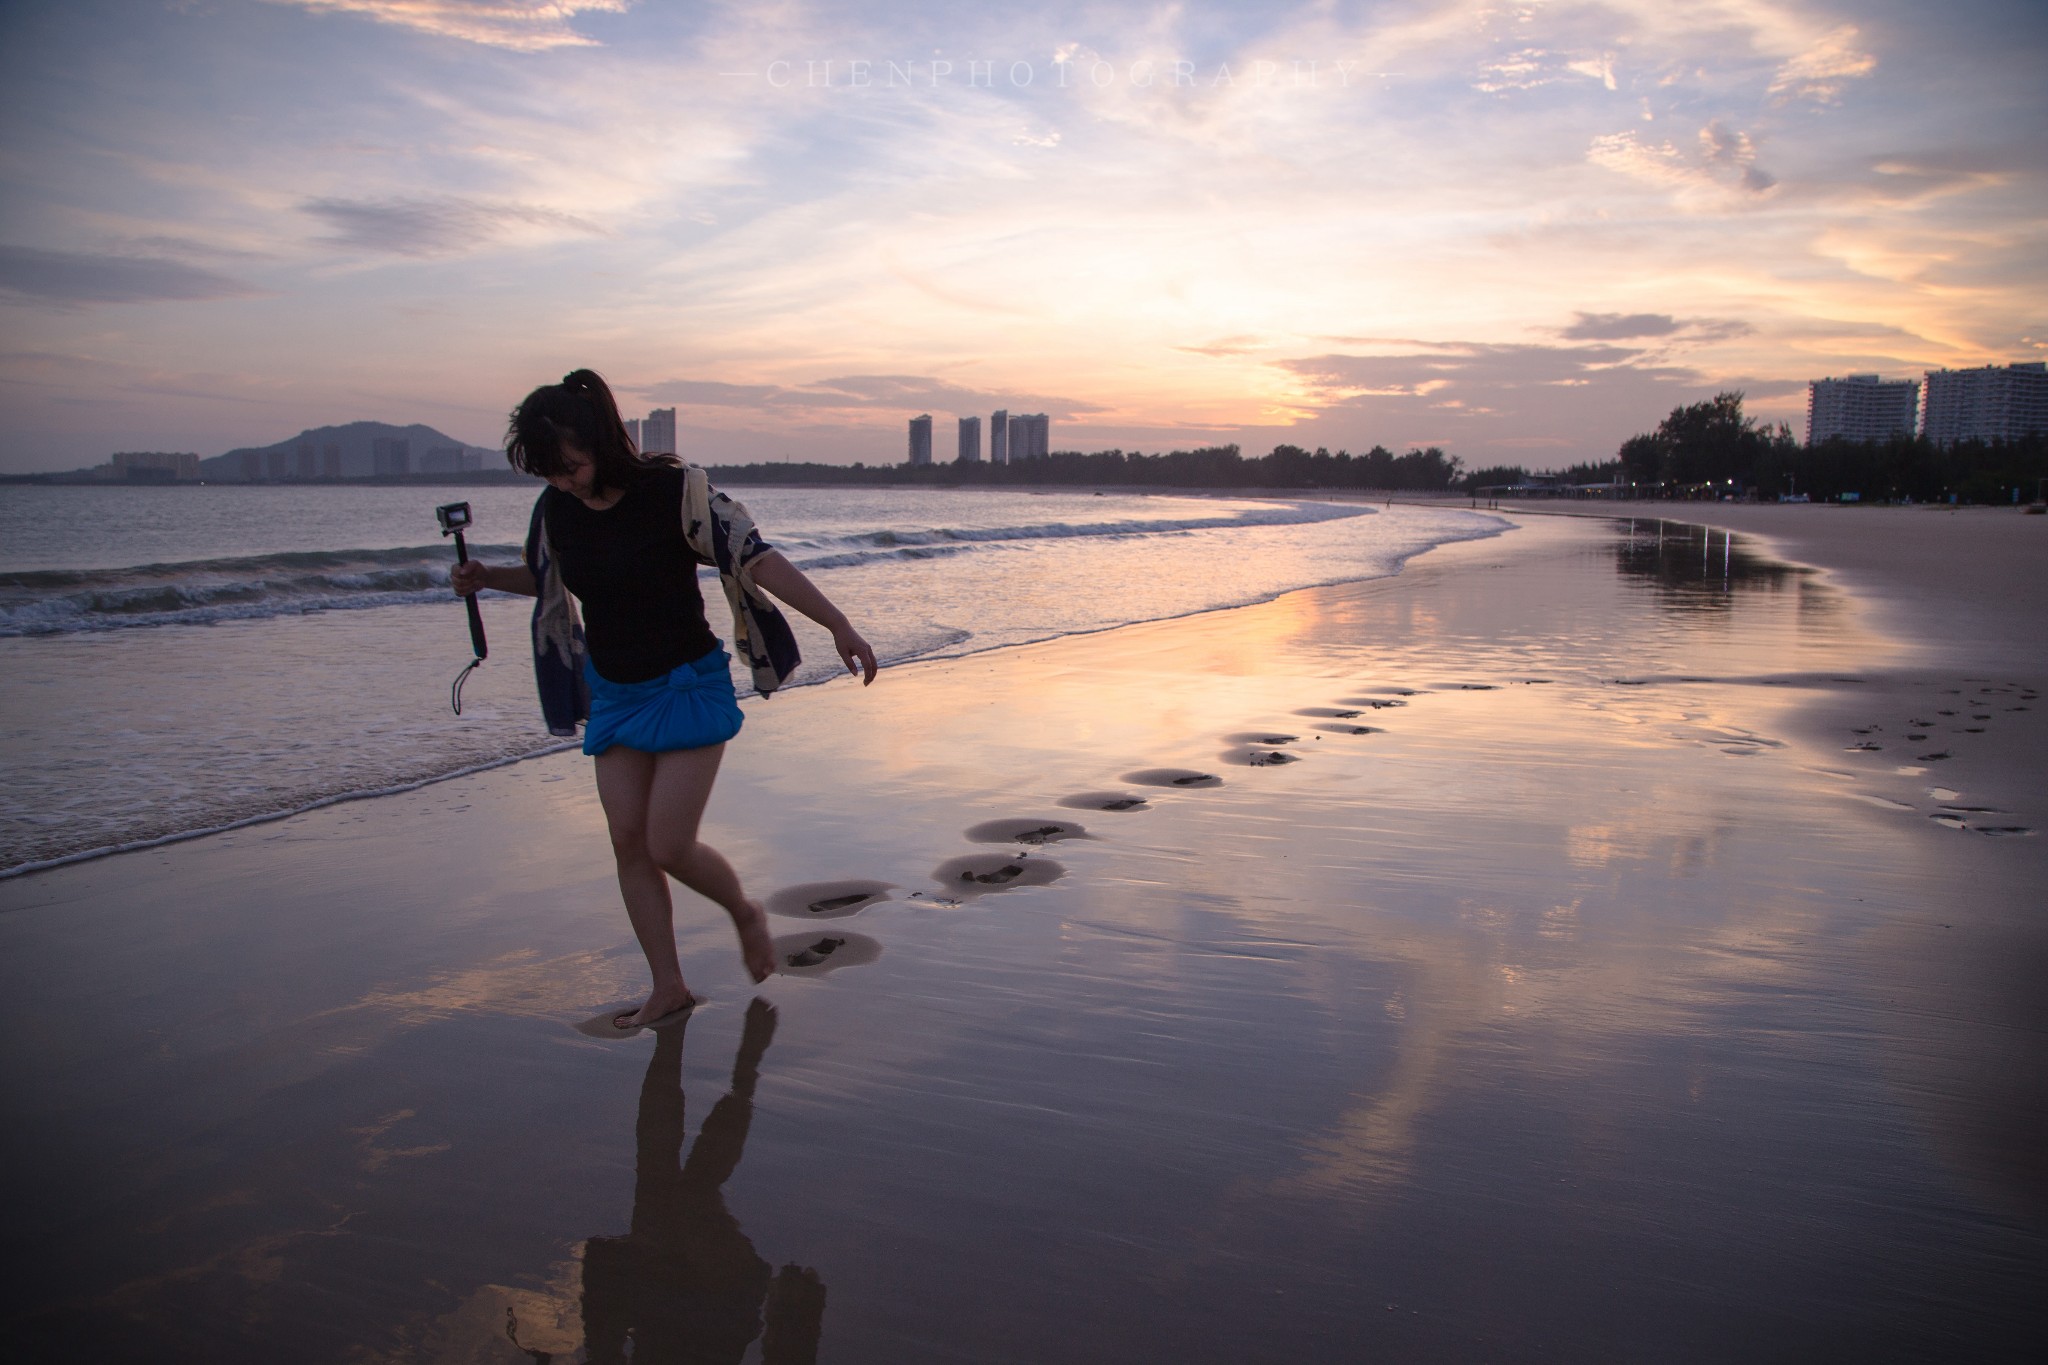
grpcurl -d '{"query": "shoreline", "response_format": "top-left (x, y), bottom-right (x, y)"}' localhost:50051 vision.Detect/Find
top-left (3, 508), bottom-right (2041, 1360)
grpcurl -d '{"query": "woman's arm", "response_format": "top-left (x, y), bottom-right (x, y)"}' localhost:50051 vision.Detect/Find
top-left (747, 551), bottom-right (878, 685)
top-left (451, 561), bottom-right (538, 598)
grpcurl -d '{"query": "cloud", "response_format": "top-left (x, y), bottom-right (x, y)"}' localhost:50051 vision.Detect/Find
top-left (1281, 342), bottom-right (1679, 400)
top-left (1768, 24), bottom-right (1877, 104)
top-left (642, 374), bottom-right (1107, 422)
top-left (259, 0), bottom-right (629, 52)
top-left (1559, 312), bottom-right (1753, 343)
top-left (1588, 122), bottom-right (1777, 207)
top-left (300, 196), bottom-right (604, 256)
top-left (0, 246), bottom-right (263, 306)
top-left (1560, 313), bottom-right (1683, 341)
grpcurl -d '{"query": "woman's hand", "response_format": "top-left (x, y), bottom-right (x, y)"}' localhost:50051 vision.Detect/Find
top-left (834, 626), bottom-right (878, 685)
top-left (450, 561), bottom-right (539, 598)
top-left (450, 560), bottom-right (490, 597)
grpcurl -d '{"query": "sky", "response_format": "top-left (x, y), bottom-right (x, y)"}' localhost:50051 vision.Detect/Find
top-left (0, 0), bottom-right (2042, 473)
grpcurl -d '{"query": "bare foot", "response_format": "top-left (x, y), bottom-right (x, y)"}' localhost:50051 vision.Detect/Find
top-left (615, 985), bottom-right (694, 1030)
top-left (731, 900), bottom-right (777, 983)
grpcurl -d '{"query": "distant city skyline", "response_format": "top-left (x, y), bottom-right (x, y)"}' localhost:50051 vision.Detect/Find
top-left (0, 1), bottom-right (2042, 474)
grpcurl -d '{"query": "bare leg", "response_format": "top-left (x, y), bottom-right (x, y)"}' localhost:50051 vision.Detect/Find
top-left (594, 747), bottom-right (697, 1028)
top-left (594, 744), bottom-right (775, 1027)
top-left (642, 746), bottom-right (778, 985)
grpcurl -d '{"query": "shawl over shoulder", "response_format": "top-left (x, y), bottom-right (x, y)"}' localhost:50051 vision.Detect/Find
top-left (523, 466), bottom-right (801, 735)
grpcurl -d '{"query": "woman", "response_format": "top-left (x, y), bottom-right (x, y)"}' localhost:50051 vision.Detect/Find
top-left (453, 370), bottom-right (877, 1029)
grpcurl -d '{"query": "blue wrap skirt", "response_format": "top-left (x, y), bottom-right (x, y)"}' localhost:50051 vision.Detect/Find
top-left (581, 645), bottom-right (744, 757)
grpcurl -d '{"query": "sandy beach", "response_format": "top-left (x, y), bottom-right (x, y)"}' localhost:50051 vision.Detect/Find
top-left (3, 507), bottom-right (2042, 1362)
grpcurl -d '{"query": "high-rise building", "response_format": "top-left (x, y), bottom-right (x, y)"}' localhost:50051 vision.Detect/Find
top-left (296, 439), bottom-right (318, 478)
top-left (957, 415), bottom-right (981, 463)
top-left (1806, 374), bottom-right (1920, 446)
top-left (110, 452), bottom-right (200, 480)
top-left (1007, 413), bottom-right (1050, 460)
top-left (1921, 362), bottom-right (2048, 446)
top-left (641, 408), bottom-right (677, 456)
top-left (624, 417), bottom-right (641, 451)
top-left (372, 437), bottom-right (412, 476)
top-left (907, 414), bottom-right (933, 466)
top-left (323, 444), bottom-right (342, 478)
top-left (990, 409), bottom-right (1008, 465)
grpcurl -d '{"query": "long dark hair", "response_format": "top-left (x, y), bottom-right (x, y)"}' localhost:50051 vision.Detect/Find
top-left (505, 369), bottom-right (674, 493)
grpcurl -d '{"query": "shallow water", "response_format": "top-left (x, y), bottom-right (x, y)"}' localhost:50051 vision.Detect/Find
top-left (1, 515), bottom-right (2040, 1361)
top-left (0, 486), bottom-right (1504, 871)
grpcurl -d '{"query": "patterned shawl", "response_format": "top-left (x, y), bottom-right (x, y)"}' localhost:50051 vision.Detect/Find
top-left (522, 466), bottom-right (801, 737)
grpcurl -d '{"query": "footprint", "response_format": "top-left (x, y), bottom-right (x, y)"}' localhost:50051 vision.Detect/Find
top-left (964, 818), bottom-right (1089, 845)
top-left (1335, 697), bottom-right (1409, 709)
top-left (1057, 791), bottom-right (1149, 812)
top-left (1846, 742), bottom-right (1882, 752)
top-left (1294, 707), bottom-right (1363, 719)
top-left (772, 930), bottom-right (882, 976)
top-left (1917, 751), bottom-right (1954, 762)
top-left (1316, 724), bottom-right (1382, 737)
top-left (1122, 768), bottom-right (1223, 788)
top-left (931, 853), bottom-right (1066, 895)
top-left (1224, 731), bottom-right (1303, 746)
top-left (765, 879), bottom-right (894, 921)
top-left (1222, 748), bottom-right (1300, 767)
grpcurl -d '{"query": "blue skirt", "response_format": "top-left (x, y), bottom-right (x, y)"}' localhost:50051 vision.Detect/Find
top-left (581, 645), bottom-right (744, 757)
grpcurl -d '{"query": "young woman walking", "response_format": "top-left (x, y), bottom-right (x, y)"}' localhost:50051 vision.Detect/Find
top-left (452, 370), bottom-right (877, 1028)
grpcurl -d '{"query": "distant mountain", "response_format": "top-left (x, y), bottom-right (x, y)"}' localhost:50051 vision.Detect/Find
top-left (201, 421), bottom-right (499, 481)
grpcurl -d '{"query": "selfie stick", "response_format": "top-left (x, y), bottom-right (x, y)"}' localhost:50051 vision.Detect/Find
top-left (437, 502), bottom-right (488, 714)
top-left (451, 529), bottom-right (488, 661)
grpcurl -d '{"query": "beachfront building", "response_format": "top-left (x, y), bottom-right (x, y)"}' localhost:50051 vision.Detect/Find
top-left (371, 437), bottom-right (411, 476)
top-left (990, 409), bottom-right (1008, 465)
top-left (1806, 374), bottom-right (1919, 446)
top-left (104, 451), bottom-right (201, 482)
top-left (641, 407), bottom-right (677, 456)
top-left (908, 414), bottom-right (933, 466)
top-left (957, 415), bottom-right (981, 463)
top-left (1922, 362), bottom-right (2048, 447)
top-left (1007, 413), bottom-right (1051, 460)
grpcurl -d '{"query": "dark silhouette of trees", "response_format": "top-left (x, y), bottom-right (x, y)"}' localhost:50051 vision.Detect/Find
top-left (1608, 391), bottom-right (2045, 503)
top-left (707, 443), bottom-right (1464, 492)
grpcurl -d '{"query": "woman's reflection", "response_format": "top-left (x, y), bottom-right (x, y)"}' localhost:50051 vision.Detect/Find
top-left (579, 999), bottom-right (826, 1364)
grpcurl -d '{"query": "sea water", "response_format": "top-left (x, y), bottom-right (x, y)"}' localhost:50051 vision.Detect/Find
top-left (0, 483), bottom-right (1507, 871)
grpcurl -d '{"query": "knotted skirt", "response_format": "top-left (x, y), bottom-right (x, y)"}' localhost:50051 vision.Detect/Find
top-left (581, 645), bottom-right (744, 757)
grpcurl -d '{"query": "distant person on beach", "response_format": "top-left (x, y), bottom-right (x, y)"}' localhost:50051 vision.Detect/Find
top-left (452, 370), bottom-right (878, 1028)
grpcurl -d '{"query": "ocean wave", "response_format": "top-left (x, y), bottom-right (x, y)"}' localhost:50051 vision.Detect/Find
top-left (0, 502), bottom-right (1370, 636)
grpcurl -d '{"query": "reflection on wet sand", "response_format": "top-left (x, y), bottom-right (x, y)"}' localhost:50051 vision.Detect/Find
top-left (569, 1000), bottom-right (824, 1365)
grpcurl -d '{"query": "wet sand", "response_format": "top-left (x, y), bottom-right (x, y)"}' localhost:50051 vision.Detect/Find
top-left (2, 510), bottom-right (2043, 1362)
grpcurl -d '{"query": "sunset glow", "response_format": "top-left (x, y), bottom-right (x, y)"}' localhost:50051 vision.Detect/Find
top-left (1, 0), bottom-right (2042, 471)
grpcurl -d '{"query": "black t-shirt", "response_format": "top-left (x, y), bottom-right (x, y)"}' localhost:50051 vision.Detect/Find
top-left (543, 465), bottom-right (722, 683)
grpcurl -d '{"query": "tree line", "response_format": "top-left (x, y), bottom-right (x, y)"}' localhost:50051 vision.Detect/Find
top-left (707, 443), bottom-right (1466, 491)
top-left (1463, 392), bottom-right (2046, 504)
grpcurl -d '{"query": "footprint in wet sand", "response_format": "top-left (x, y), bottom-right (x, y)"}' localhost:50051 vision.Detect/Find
top-left (1057, 791), bottom-right (1150, 812)
top-left (1336, 697), bottom-right (1410, 709)
top-left (1122, 768), bottom-right (1223, 788)
top-left (1225, 731), bottom-right (1304, 746)
top-left (964, 818), bottom-right (1090, 845)
top-left (931, 852), bottom-right (1066, 895)
top-left (1294, 707), bottom-right (1364, 720)
top-left (772, 930), bottom-right (883, 975)
top-left (765, 878), bottom-right (894, 921)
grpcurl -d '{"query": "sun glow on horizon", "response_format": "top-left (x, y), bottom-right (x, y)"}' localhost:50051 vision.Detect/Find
top-left (0, 1), bottom-right (2041, 471)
